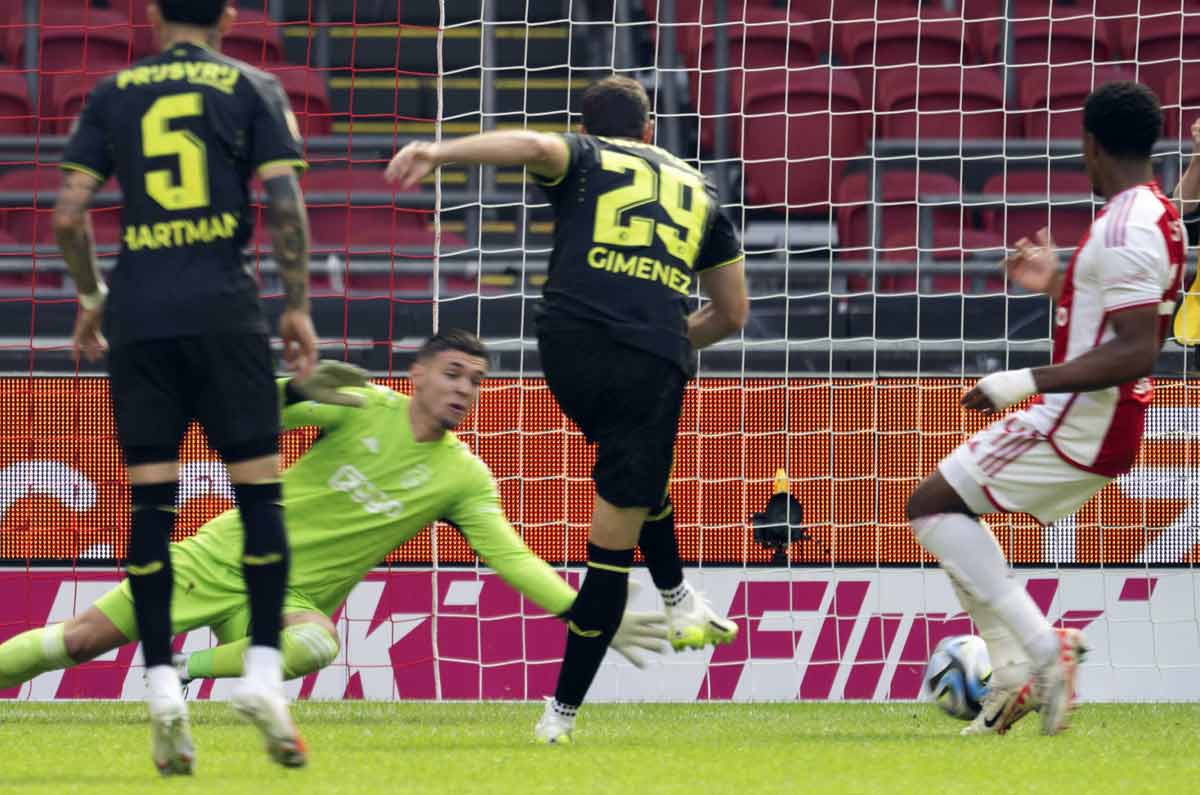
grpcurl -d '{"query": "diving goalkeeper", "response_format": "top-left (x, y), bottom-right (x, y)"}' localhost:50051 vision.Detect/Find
top-left (0, 330), bottom-right (667, 693)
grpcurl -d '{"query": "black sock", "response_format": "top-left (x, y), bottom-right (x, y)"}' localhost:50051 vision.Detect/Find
top-left (638, 500), bottom-right (684, 592)
top-left (235, 482), bottom-right (290, 649)
top-left (553, 543), bottom-right (633, 708)
top-left (127, 482), bottom-right (177, 669)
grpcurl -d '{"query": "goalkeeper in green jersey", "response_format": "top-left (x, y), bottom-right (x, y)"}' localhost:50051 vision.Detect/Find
top-left (0, 330), bottom-right (667, 695)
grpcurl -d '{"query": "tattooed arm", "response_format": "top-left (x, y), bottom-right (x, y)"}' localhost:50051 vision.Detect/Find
top-left (261, 161), bottom-right (317, 375)
top-left (54, 169), bottom-right (108, 361)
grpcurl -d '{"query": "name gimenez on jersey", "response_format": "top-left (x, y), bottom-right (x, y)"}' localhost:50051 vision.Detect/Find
top-left (586, 244), bottom-right (692, 295)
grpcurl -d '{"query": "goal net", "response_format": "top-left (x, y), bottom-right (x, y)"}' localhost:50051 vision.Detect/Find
top-left (0, 0), bottom-right (1197, 703)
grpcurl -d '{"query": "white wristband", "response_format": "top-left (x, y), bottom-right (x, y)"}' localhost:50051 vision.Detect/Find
top-left (78, 282), bottom-right (108, 310)
top-left (976, 368), bottom-right (1038, 411)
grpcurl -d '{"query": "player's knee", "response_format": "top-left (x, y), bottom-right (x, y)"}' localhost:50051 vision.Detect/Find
top-left (280, 621), bottom-right (340, 679)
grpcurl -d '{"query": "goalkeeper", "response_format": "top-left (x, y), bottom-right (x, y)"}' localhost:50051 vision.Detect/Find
top-left (0, 331), bottom-right (667, 692)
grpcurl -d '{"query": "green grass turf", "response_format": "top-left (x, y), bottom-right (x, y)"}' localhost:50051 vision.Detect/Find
top-left (0, 702), bottom-right (1195, 794)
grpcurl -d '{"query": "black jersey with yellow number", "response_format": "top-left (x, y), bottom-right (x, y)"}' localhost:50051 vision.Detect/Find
top-left (533, 133), bottom-right (742, 375)
top-left (60, 41), bottom-right (306, 345)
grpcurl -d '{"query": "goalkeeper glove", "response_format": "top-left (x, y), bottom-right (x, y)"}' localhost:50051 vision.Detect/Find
top-left (610, 582), bottom-right (669, 669)
top-left (290, 360), bottom-right (370, 407)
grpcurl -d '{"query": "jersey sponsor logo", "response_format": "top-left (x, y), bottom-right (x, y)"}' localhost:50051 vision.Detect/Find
top-left (1055, 306), bottom-right (1069, 327)
top-left (329, 464), bottom-right (404, 519)
top-left (123, 212), bottom-right (239, 251)
top-left (1132, 377), bottom-right (1151, 397)
top-left (587, 245), bottom-right (692, 295)
top-left (395, 464), bottom-right (431, 490)
top-left (116, 61), bottom-right (240, 95)
top-left (361, 437), bottom-right (380, 455)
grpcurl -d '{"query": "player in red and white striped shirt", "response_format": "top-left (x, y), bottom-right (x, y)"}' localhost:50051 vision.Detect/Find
top-left (907, 82), bottom-right (1184, 737)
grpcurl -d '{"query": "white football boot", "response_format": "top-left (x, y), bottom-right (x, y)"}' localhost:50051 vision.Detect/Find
top-left (534, 698), bottom-right (575, 745)
top-left (960, 682), bottom-right (1037, 736)
top-left (146, 668), bottom-right (195, 776)
top-left (666, 582), bottom-right (738, 651)
top-left (1032, 627), bottom-right (1088, 736)
top-left (231, 679), bottom-right (308, 767)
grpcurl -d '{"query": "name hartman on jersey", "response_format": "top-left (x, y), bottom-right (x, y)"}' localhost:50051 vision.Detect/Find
top-left (116, 61), bottom-right (240, 94)
top-left (124, 212), bottom-right (240, 252)
top-left (587, 245), bottom-right (691, 295)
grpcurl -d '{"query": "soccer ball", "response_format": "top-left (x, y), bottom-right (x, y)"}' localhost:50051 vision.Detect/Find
top-left (923, 635), bottom-right (992, 721)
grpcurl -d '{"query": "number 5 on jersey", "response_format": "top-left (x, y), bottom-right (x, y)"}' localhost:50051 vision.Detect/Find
top-left (142, 92), bottom-right (210, 211)
top-left (593, 151), bottom-right (710, 269)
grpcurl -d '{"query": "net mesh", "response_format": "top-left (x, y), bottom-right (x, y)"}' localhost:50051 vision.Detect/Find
top-left (0, 0), bottom-right (1198, 701)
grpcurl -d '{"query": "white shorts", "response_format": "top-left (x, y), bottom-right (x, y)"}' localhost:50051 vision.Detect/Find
top-left (938, 413), bottom-right (1111, 525)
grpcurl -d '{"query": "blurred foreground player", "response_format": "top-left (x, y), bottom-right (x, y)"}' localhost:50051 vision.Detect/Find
top-left (53, 0), bottom-right (316, 773)
top-left (0, 334), bottom-right (668, 707)
top-left (386, 76), bottom-right (749, 742)
top-left (907, 82), bottom-right (1184, 736)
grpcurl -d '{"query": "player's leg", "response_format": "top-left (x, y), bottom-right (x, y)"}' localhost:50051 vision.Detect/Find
top-left (108, 340), bottom-right (194, 775)
top-left (182, 611), bottom-right (339, 683)
top-left (639, 493), bottom-right (737, 651)
top-left (535, 330), bottom-right (678, 743)
top-left (191, 333), bottom-right (304, 767)
top-left (909, 422), bottom-right (1095, 735)
top-left (0, 604), bottom-right (130, 689)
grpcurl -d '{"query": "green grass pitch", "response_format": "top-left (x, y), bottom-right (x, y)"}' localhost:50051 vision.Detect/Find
top-left (0, 702), bottom-right (1195, 794)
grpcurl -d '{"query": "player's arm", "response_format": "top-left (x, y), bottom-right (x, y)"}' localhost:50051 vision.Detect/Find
top-left (53, 170), bottom-right (103, 305)
top-left (1173, 118), bottom-right (1200, 219)
top-left (57, 84), bottom-right (114, 362)
top-left (448, 462), bottom-right (667, 666)
top-left (964, 228), bottom-right (1168, 414)
top-left (688, 207), bottom-right (748, 349)
top-left (277, 361), bottom-right (371, 430)
top-left (384, 131), bottom-right (570, 189)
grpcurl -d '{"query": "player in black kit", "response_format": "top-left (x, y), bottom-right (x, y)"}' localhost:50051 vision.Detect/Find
top-left (386, 75), bottom-right (749, 742)
top-left (53, 0), bottom-right (313, 774)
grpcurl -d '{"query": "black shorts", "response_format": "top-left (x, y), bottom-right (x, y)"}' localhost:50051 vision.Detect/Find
top-left (108, 333), bottom-right (279, 465)
top-left (538, 327), bottom-right (686, 508)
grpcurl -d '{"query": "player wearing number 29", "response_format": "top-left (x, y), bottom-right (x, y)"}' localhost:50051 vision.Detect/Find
top-left (386, 76), bottom-right (749, 743)
top-left (908, 82), bottom-right (1184, 737)
top-left (53, 0), bottom-right (315, 774)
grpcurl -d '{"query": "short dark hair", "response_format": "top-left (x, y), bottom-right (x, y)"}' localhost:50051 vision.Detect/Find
top-left (1083, 81), bottom-right (1162, 159)
top-left (155, 0), bottom-right (229, 27)
top-left (415, 329), bottom-right (489, 364)
top-left (581, 76), bottom-right (650, 140)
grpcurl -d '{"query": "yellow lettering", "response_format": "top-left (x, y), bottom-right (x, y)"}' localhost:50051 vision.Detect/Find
top-left (124, 225), bottom-right (140, 250)
top-left (613, 252), bottom-right (637, 275)
top-left (636, 257), bottom-right (654, 279)
top-left (168, 62), bottom-right (185, 81)
top-left (193, 216), bottom-right (210, 242)
top-left (669, 269), bottom-right (691, 295)
top-left (201, 63), bottom-right (221, 83)
top-left (153, 223), bottom-right (172, 248)
top-left (136, 225), bottom-right (156, 250)
top-left (220, 68), bottom-right (239, 92)
top-left (588, 246), bottom-right (608, 268)
top-left (170, 220), bottom-right (187, 246)
top-left (651, 261), bottom-right (671, 286)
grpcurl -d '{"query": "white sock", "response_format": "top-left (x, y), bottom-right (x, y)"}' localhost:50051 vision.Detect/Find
top-left (912, 513), bottom-right (1057, 669)
top-left (145, 664), bottom-right (181, 696)
top-left (947, 574), bottom-right (1031, 689)
top-left (550, 699), bottom-right (577, 721)
top-left (661, 581), bottom-right (689, 609)
top-left (243, 645), bottom-right (284, 689)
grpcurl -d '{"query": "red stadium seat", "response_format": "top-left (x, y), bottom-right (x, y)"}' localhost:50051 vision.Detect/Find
top-left (980, 169), bottom-right (1096, 248)
top-left (802, 0), bottom-right (920, 60)
top-left (297, 168), bottom-right (439, 247)
top-left (1124, 12), bottom-right (1200, 107)
top-left (0, 166), bottom-right (121, 247)
top-left (740, 68), bottom-right (867, 216)
top-left (878, 228), bottom-right (1006, 293)
top-left (0, 70), bottom-right (32, 134)
top-left (45, 70), bottom-right (120, 134)
top-left (20, 9), bottom-right (133, 75)
top-left (692, 8), bottom-right (820, 151)
top-left (106, 0), bottom-right (158, 57)
top-left (270, 68), bottom-right (333, 136)
top-left (1164, 68), bottom-right (1200, 139)
top-left (875, 66), bottom-right (1005, 140)
top-left (838, 9), bottom-right (971, 68)
top-left (223, 10), bottom-right (285, 66)
top-left (1018, 64), bottom-right (1131, 139)
top-left (979, 13), bottom-right (1113, 67)
top-left (836, 169), bottom-right (966, 259)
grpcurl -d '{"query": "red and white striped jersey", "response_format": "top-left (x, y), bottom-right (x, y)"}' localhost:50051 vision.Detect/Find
top-left (1022, 182), bottom-right (1185, 477)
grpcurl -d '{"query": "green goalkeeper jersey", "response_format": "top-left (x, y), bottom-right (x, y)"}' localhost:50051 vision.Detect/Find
top-left (177, 382), bottom-right (576, 617)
